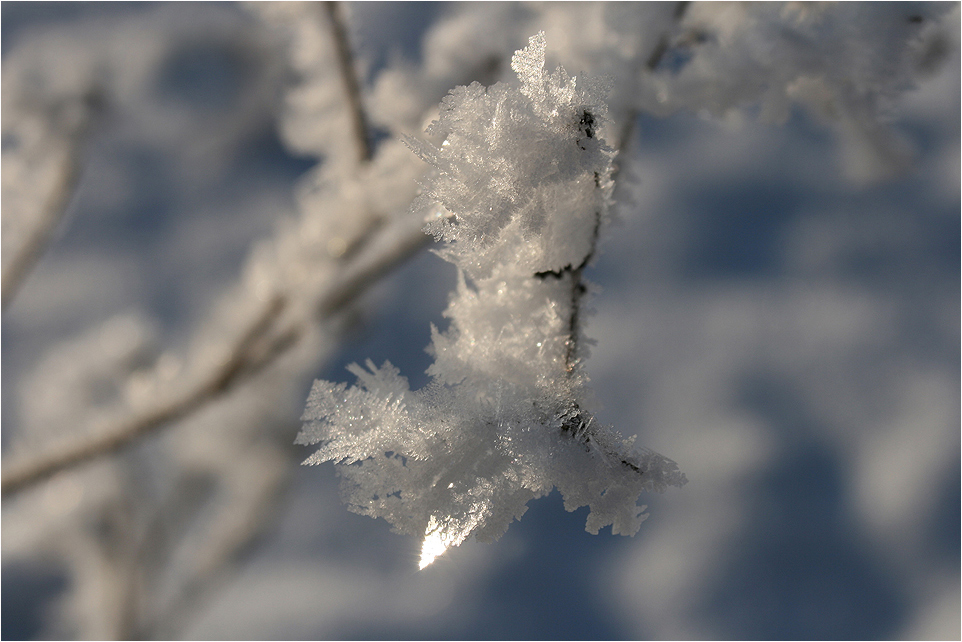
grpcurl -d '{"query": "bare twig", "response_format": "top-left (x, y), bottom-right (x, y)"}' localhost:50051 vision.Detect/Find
top-left (323, 1), bottom-right (372, 163)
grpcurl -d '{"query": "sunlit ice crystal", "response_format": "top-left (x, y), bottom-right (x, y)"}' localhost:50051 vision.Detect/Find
top-left (419, 530), bottom-right (448, 570)
top-left (419, 512), bottom-right (485, 569)
top-left (298, 32), bottom-right (686, 569)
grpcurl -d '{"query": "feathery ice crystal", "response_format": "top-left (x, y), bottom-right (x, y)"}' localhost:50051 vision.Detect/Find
top-left (298, 33), bottom-right (686, 569)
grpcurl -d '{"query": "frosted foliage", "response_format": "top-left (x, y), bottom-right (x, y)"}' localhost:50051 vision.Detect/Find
top-left (299, 34), bottom-right (685, 569)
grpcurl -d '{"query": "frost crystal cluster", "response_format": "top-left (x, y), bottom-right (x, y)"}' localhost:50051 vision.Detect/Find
top-left (298, 33), bottom-right (686, 569)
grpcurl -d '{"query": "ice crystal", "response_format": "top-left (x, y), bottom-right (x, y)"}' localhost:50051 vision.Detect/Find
top-left (298, 33), bottom-right (686, 568)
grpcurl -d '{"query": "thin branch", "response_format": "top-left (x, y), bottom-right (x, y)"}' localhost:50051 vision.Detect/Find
top-left (1, 0), bottom-right (406, 499)
top-left (548, 129), bottom-right (645, 476)
top-left (138, 450), bottom-right (292, 640)
top-left (323, 1), bottom-right (373, 163)
top-left (1, 295), bottom-right (281, 497)
top-left (614, 0), bottom-right (691, 171)
top-left (318, 213), bottom-right (432, 317)
top-left (2, 88), bottom-right (104, 312)
top-left (644, 1), bottom-right (690, 72)
top-left (1, 153), bottom-right (79, 311)
top-left (565, 4), bottom-right (695, 470)
top-left (1, 216), bottom-right (433, 498)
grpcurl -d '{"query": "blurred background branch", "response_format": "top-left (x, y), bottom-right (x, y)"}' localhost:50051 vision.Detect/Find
top-left (323, 1), bottom-right (372, 164)
top-left (1, 80), bottom-right (105, 312)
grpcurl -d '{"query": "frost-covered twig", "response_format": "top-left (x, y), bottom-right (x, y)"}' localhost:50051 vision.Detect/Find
top-left (323, 1), bottom-right (372, 163)
top-left (1, 0), bottom-right (431, 500)
top-left (1, 84), bottom-right (104, 312)
top-left (644, 1), bottom-right (691, 72)
top-left (1, 121), bottom-right (86, 311)
top-left (1, 213), bottom-right (431, 498)
top-left (299, 33), bottom-right (687, 570)
top-left (5, 5), bottom-right (951, 638)
top-left (635, 3), bottom-right (952, 183)
top-left (612, 0), bottom-right (691, 171)
top-left (1, 294), bottom-right (279, 496)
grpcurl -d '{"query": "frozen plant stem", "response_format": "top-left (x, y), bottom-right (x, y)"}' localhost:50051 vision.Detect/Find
top-left (1, 0), bottom-right (415, 497)
top-left (614, 0), bottom-right (690, 172)
top-left (551, 0), bottom-right (691, 466)
top-left (323, 1), bottom-right (372, 164)
top-left (533, 204), bottom-right (601, 375)
top-left (644, 1), bottom-right (690, 72)
top-left (2, 87), bottom-right (104, 312)
top-left (298, 33), bottom-right (686, 570)
top-left (0, 214), bottom-right (431, 498)
top-left (1, 295), bottom-right (286, 497)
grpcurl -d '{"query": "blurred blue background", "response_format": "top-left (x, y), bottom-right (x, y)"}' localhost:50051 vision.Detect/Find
top-left (2, 2), bottom-right (958, 639)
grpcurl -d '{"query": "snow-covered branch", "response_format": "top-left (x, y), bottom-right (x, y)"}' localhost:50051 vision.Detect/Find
top-left (298, 33), bottom-right (687, 569)
top-left (1, 210), bottom-right (431, 498)
top-left (1, 54), bottom-right (105, 311)
top-left (323, 1), bottom-right (373, 163)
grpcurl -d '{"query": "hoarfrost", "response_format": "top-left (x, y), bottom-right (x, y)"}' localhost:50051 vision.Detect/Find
top-left (298, 33), bottom-right (686, 568)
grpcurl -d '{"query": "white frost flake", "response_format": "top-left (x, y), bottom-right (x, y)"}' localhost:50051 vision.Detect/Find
top-left (298, 33), bottom-right (686, 568)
